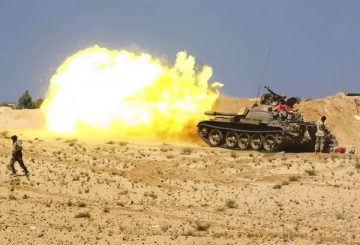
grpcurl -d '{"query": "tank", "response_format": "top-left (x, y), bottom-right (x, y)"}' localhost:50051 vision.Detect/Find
top-left (197, 88), bottom-right (317, 152)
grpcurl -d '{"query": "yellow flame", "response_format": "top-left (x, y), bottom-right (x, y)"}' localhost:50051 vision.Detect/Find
top-left (41, 46), bottom-right (222, 140)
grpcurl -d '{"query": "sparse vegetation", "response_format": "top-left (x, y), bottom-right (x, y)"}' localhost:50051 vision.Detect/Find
top-left (144, 192), bottom-right (158, 199)
top-left (288, 176), bottom-right (300, 181)
top-left (182, 147), bottom-right (193, 155)
top-left (78, 201), bottom-right (87, 208)
top-left (195, 221), bottom-right (210, 231)
top-left (160, 224), bottom-right (170, 233)
top-left (74, 212), bottom-right (91, 219)
top-left (1, 130), bottom-right (9, 138)
top-left (181, 229), bottom-right (195, 237)
top-left (119, 141), bottom-right (128, 146)
top-left (305, 168), bottom-right (316, 176)
top-left (230, 152), bottom-right (237, 158)
top-left (335, 212), bottom-right (345, 220)
top-left (225, 199), bottom-right (238, 209)
top-left (160, 147), bottom-right (169, 153)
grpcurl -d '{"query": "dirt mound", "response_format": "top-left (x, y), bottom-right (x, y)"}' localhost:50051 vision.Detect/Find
top-left (214, 93), bottom-right (360, 151)
top-left (0, 107), bottom-right (45, 130)
top-left (299, 92), bottom-right (360, 150)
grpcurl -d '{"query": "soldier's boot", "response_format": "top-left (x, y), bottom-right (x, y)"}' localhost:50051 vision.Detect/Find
top-left (18, 159), bottom-right (29, 176)
top-left (9, 159), bottom-right (17, 175)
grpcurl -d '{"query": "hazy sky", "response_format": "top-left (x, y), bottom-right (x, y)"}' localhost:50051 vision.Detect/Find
top-left (1, 0), bottom-right (359, 101)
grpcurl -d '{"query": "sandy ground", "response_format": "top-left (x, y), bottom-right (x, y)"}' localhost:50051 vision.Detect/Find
top-left (0, 93), bottom-right (360, 244)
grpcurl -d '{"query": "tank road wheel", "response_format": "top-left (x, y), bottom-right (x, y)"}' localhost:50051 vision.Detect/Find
top-left (250, 134), bottom-right (263, 150)
top-left (237, 133), bottom-right (250, 150)
top-left (274, 133), bottom-right (283, 145)
top-left (208, 129), bottom-right (223, 147)
top-left (263, 134), bottom-right (277, 152)
top-left (225, 131), bottom-right (238, 148)
top-left (198, 126), bottom-right (209, 138)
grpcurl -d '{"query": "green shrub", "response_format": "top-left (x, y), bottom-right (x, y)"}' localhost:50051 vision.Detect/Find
top-left (17, 90), bottom-right (42, 109)
top-left (17, 90), bottom-right (34, 109)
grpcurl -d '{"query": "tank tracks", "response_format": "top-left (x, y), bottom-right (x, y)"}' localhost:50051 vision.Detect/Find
top-left (197, 123), bottom-right (285, 152)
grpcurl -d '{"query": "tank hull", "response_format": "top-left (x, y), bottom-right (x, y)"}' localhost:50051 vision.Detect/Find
top-left (197, 119), bottom-right (316, 152)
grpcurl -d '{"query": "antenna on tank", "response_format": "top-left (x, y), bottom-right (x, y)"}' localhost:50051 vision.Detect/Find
top-left (255, 43), bottom-right (274, 105)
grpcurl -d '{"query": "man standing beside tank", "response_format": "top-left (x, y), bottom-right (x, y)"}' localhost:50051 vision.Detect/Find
top-left (315, 116), bottom-right (328, 153)
top-left (9, 135), bottom-right (29, 176)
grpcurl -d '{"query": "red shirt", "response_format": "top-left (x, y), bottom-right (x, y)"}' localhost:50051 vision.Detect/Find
top-left (275, 104), bottom-right (293, 112)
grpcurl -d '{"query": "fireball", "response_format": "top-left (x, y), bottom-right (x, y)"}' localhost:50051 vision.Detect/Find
top-left (41, 46), bottom-right (222, 140)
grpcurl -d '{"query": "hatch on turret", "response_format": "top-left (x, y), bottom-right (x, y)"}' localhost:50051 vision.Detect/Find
top-left (245, 104), bottom-right (273, 124)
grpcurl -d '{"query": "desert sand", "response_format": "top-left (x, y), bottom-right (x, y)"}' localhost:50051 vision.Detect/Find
top-left (0, 94), bottom-right (360, 244)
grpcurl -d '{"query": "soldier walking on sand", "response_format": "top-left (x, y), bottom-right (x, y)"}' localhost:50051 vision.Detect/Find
top-left (9, 135), bottom-right (29, 176)
top-left (315, 116), bottom-right (327, 153)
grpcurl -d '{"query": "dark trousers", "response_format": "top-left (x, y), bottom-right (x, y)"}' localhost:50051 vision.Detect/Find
top-left (10, 156), bottom-right (29, 174)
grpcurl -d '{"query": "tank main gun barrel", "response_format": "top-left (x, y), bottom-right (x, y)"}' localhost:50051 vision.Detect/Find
top-left (346, 93), bottom-right (360, 96)
top-left (205, 111), bottom-right (238, 117)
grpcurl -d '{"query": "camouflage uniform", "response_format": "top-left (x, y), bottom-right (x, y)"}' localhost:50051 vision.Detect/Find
top-left (315, 119), bottom-right (326, 153)
top-left (10, 140), bottom-right (29, 175)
